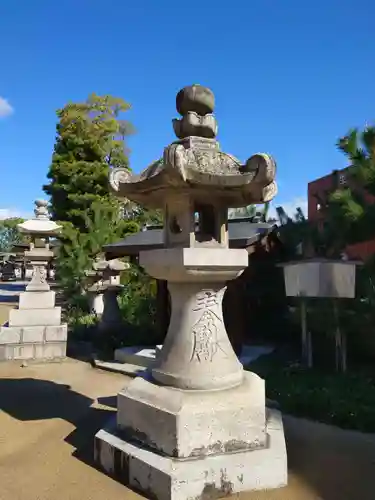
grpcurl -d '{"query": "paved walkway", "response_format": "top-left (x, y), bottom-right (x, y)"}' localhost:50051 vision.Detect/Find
top-left (0, 281), bottom-right (26, 305)
top-left (0, 282), bottom-right (22, 325)
top-left (0, 359), bottom-right (375, 500)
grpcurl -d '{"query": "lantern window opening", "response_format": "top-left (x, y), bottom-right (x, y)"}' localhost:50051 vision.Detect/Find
top-left (194, 203), bottom-right (218, 243)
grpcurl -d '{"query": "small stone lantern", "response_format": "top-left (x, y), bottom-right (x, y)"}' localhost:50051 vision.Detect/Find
top-left (85, 258), bottom-right (107, 315)
top-left (0, 200), bottom-right (67, 361)
top-left (95, 84), bottom-right (287, 499)
top-left (18, 200), bottom-right (61, 292)
top-left (93, 257), bottom-right (128, 329)
top-left (85, 257), bottom-right (128, 326)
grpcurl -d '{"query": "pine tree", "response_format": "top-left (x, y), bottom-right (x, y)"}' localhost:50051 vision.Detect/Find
top-left (327, 126), bottom-right (375, 247)
top-left (43, 93), bottom-right (134, 231)
top-left (43, 94), bottom-right (138, 303)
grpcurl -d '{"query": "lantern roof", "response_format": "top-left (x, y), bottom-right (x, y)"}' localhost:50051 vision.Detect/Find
top-left (109, 84), bottom-right (277, 209)
top-left (17, 200), bottom-right (61, 236)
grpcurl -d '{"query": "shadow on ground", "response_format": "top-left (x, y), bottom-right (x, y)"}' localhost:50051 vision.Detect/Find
top-left (1, 376), bottom-right (375, 500)
top-left (0, 378), bottom-right (113, 468)
top-left (0, 378), bottom-right (93, 423)
top-left (97, 395), bottom-right (117, 409)
top-left (0, 376), bottom-right (139, 493)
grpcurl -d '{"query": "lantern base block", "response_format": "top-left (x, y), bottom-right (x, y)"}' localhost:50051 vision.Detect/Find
top-left (95, 407), bottom-right (287, 500)
top-left (0, 325), bottom-right (67, 361)
top-left (116, 371), bottom-right (267, 459)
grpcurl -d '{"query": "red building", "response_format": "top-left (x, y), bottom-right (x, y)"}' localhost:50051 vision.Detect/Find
top-left (308, 168), bottom-right (375, 260)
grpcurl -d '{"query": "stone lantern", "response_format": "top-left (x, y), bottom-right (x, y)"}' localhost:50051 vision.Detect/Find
top-left (85, 258), bottom-right (107, 316)
top-left (85, 257), bottom-right (128, 327)
top-left (0, 200), bottom-right (67, 361)
top-left (17, 200), bottom-right (61, 293)
top-left (93, 257), bottom-right (128, 329)
top-left (95, 85), bottom-right (287, 499)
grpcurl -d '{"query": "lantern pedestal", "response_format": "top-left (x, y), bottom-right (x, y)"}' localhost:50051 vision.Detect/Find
top-left (142, 247), bottom-right (246, 391)
top-left (95, 247), bottom-right (287, 498)
top-left (100, 285), bottom-right (124, 330)
top-left (95, 398), bottom-right (286, 500)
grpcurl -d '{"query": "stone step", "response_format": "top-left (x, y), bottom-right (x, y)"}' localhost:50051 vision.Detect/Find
top-left (95, 345), bottom-right (275, 381)
top-left (95, 409), bottom-right (287, 500)
top-left (19, 290), bottom-right (56, 309)
top-left (114, 345), bottom-right (162, 367)
top-left (9, 307), bottom-right (62, 327)
top-left (93, 359), bottom-right (148, 377)
top-left (114, 344), bottom-right (274, 368)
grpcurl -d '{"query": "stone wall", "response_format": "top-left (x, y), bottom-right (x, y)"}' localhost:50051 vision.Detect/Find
top-left (0, 324), bottom-right (67, 361)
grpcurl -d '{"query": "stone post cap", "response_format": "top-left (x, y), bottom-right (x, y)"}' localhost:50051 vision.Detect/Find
top-left (34, 199), bottom-right (49, 220)
top-left (17, 200), bottom-right (61, 235)
top-left (176, 84), bottom-right (215, 116)
top-left (173, 84), bottom-right (217, 140)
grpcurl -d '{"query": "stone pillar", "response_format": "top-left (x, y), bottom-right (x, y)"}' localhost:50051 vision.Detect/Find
top-left (26, 260), bottom-right (49, 292)
top-left (101, 286), bottom-right (123, 329)
top-left (152, 279), bottom-right (243, 390)
top-left (90, 291), bottom-right (104, 315)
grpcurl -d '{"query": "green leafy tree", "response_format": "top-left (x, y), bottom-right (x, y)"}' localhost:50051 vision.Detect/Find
top-left (0, 218), bottom-right (26, 252)
top-left (122, 201), bottom-right (163, 227)
top-left (57, 199), bottom-right (140, 302)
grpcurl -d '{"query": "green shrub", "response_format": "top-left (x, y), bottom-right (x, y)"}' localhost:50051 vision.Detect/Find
top-left (118, 263), bottom-right (158, 332)
top-left (250, 354), bottom-right (375, 432)
top-left (66, 309), bottom-right (99, 342)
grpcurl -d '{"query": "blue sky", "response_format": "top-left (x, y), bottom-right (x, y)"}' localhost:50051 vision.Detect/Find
top-left (1, 0), bottom-right (374, 219)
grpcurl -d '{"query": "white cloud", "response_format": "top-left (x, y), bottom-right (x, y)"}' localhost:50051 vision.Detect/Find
top-left (0, 208), bottom-right (32, 220)
top-left (0, 97), bottom-right (14, 118)
top-left (266, 196), bottom-right (308, 221)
